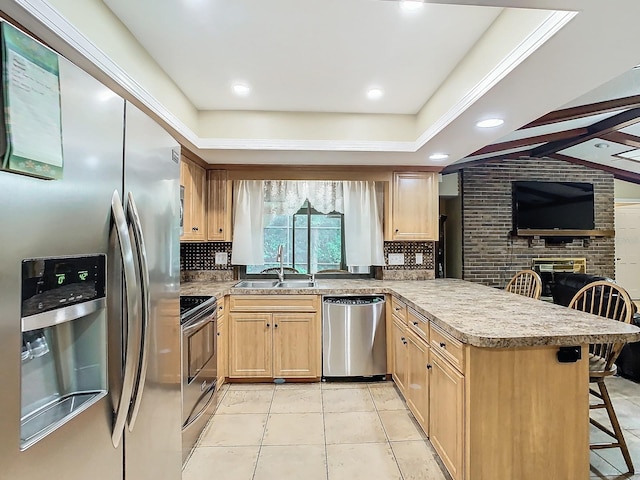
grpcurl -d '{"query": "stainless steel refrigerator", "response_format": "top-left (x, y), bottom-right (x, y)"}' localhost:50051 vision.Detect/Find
top-left (0, 24), bottom-right (182, 480)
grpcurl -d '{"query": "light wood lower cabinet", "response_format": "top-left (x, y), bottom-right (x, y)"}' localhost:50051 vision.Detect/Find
top-left (406, 329), bottom-right (429, 434)
top-left (228, 312), bottom-right (273, 377)
top-left (272, 312), bottom-right (318, 377)
top-left (216, 300), bottom-right (227, 388)
top-left (228, 296), bottom-right (321, 379)
top-left (429, 348), bottom-right (464, 480)
top-left (391, 318), bottom-right (408, 395)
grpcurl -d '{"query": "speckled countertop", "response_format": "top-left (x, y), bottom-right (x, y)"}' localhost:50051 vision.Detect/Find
top-left (180, 278), bottom-right (640, 348)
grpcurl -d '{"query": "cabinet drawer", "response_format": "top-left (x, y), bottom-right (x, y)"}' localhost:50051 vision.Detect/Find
top-left (407, 307), bottom-right (428, 342)
top-left (430, 323), bottom-right (464, 373)
top-left (391, 296), bottom-right (407, 322)
top-left (230, 295), bottom-right (319, 312)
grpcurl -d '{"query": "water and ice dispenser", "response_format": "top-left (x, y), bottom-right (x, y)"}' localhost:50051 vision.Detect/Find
top-left (20, 255), bottom-right (107, 450)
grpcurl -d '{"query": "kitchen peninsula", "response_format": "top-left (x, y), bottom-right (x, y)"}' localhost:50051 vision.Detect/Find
top-left (181, 278), bottom-right (640, 480)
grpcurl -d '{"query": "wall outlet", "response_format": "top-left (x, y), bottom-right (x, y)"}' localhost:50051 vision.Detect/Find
top-left (415, 253), bottom-right (423, 265)
top-left (215, 252), bottom-right (228, 265)
top-left (388, 253), bottom-right (405, 265)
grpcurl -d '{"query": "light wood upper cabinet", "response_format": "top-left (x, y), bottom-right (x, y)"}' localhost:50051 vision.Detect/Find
top-left (389, 171), bottom-right (438, 241)
top-left (207, 169), bottom-right (231, 242)
top-left (429, 348), bottom-right (464, 480)
top-left (180, 157), bottom-right (207, 241)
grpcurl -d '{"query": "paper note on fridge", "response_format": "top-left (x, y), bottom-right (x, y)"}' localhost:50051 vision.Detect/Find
top-left (1, 22), bottom-right (63, 179)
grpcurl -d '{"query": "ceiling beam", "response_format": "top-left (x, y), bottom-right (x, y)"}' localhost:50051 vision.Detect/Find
top-left (550, 153), bottom-right (640, 184)
top-left (530, 108), bottom-right (640, 158)
top-left (601, 130), bottom-right (640, 149)
top-left (470, 127), bottom-right (588, 156)
top-left (522, 95), bottom-right (640, 129)
top-left (442, 151), bottom-right (532, 174)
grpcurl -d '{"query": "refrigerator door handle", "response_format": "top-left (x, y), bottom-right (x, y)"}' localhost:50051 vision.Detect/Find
top-left (125, 192), bottom-right (150, 431)
top-left (110, 190), bottom-right (142, 448)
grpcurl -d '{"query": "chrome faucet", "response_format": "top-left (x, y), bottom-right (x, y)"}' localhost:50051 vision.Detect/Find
top-left (276, 244), bottom-right (285, 282)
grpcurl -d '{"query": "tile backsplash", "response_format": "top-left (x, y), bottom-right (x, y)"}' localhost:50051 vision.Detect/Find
top-left (383, 241), bottom-right (434, 270)
top-left (181, 242), bottom-right (234, 271)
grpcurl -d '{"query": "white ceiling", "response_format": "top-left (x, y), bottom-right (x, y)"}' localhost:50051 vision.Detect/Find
top-left (103, 0), bottom-right (502, 114)
top-left (15, 0), bottom-right (640, 168)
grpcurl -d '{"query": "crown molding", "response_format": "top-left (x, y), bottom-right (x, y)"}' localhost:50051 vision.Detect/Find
top-left (8, 0), bottom-right (575, 154)
top-left (414, 10), bottom-right (577, 150)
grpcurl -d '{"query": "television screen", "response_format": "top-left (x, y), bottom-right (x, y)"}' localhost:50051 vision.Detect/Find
top-left (512, 181), bottom-right (595, 231)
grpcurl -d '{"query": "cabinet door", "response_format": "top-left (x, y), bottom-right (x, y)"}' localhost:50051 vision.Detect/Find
top-left (188, 161), bottom-right (207, 241)
top-left (272, 312), bottom-right (319, 378)
top-left (406, 331), bottom-right (429, 434)
top-left (228, 313), bottom-right (272, 377)
top-left (391, 172), bottom-right (438, 241)
top-left (207, 169), bottom-right (229, 241)
top-left (180, 158), bottom-right (207, 241)
top-left (216, 319), bottom-right (226, 388)
top-left (429, 350), bottom-right (464, 480)
top-left (392, 319), bottom-right (408, 395)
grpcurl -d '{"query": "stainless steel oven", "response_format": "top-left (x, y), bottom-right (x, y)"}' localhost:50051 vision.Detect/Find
top-left (180, 296), bottom-right (217, 464)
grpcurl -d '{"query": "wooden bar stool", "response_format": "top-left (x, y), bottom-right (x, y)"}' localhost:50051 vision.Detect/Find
top-left (568, 280), bottom-right (635, 474)
top-left (505, 269), bottom-right (542, 299)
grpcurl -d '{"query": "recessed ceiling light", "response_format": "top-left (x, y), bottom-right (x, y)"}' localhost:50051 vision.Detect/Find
top-left (594, 142), bottom-right (610, 149)
top-left (232, 83), bottom-right (251, 96)
top-left (399, 0), bottom-right (424, 11)
top-left (429, 153), bottom-right (449, 161)
top-left (476, 118), bottom-right (504, 128)
top-left (367, 88), bottom-right (384, 100)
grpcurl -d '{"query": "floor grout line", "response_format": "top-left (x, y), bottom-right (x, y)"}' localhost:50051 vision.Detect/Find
top-left (368, 382), bottom-right (406, 480)
top-left (250, 384), bottom-right (276, 480)
top-left (321, 381), bottom-right (330, 480)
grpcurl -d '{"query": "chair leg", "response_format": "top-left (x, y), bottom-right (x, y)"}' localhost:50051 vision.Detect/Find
top-left (590, 380), bottom-right (635, 474)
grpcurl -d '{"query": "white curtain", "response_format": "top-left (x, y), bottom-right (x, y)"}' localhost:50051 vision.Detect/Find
top-left (264, 180), bottom-right (344, 215)
top-left (343, 181), bottom-right (385, 267)
top-left (231, 180), bottom-right (265, 265)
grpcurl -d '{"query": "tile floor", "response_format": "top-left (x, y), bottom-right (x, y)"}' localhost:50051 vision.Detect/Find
top-left (183, 377), bottom-right (640, 480)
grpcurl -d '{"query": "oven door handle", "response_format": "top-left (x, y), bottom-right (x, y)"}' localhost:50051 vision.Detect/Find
top-left (182, 380), bottom-right (217, 430)
top-left (182, 314), bottom-right (215, 336)
top-left (110, 190), bottom-right (141, 448)
top-left (126, 192), bottom-right (150, 432)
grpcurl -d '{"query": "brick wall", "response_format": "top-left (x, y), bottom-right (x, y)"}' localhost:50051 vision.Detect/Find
top-left (461, 157), bottom-right (615, 288)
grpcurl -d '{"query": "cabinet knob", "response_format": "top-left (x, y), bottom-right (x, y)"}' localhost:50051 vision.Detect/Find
top-left (395, 229), bottom-right (399, 233)
top-left (274, 324), bottom-right (278, 328)
top-left (427, 364), bottom-right (432, 370)
top-left (192, 226), bottom-right (199, 231)
top-left (266, 323), bottom-right (270, 327)
top-left (217, 332), bottom-right (220, 336)
top-left (413, 321), bottom-right (418, 326)
top-left (219, 228), bottom-right (223, 233)
top-left (439, 342), bottom-right (446, 348)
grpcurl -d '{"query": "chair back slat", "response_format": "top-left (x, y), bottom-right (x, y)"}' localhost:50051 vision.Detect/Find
top-left (505, 269), bottom-right (542, 300)
top-left (568, 280), bottom-right (633, 373)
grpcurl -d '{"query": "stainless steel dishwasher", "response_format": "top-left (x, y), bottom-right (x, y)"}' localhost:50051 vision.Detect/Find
top-left (322, 295), bottom-right (386, 378)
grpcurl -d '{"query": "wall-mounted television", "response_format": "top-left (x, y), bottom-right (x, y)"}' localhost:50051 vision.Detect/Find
top-left (512, 181), bottom-right (595, 232)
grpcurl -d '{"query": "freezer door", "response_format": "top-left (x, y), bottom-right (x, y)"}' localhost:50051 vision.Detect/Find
top-left (0, 53), bottom-right (124, 479)
top-left (122, 102), bottom-right (182, 480)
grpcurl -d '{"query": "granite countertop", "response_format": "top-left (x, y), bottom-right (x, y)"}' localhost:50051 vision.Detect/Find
top-left (180, 278), bottom-right (640, 348)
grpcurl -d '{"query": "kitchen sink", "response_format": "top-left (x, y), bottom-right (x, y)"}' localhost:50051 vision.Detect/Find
top-left (233, 280), bottom-right (280, 288)
top-left (277, 280), bottom-right (317, 288)
top-left (233, 279), bottom-right (317, 289)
